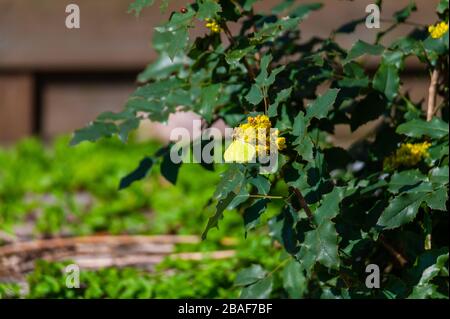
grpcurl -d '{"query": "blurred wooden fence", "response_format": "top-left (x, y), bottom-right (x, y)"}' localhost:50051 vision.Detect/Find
top-left (0, 0), bottom-right (436, 144)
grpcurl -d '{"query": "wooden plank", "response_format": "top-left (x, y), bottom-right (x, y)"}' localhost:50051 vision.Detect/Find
top-left (42, 80), bottom-right (135, 139)
top-left (0, 74), bottom-right (34, 143)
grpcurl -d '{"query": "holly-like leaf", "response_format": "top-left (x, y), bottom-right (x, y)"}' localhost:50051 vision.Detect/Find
top-left (214, 165), bottom-right (246, 200)
top-left (268, 87), bottom-right (292, 117)
top-left (70, 122), bottom-right (118, 146)
top-left (408, 253), bottom-right (449, 299)
top-left (118, 118), bottom-right (140, 143)
top-left (388, 170), bottom-right (429, 194)
top-left (373, 62), bottom-right (400, 101)
top-left (396, 118), bottom-right (449, 139)
top-left (424, 187), bottom-right (448, 211)
top-left (243, 198), bottom-right (270, 231)
top-left (199, 84), bottom-right (222, 122)
top-left (296, 187), bottom-right (343, 272)
top-left (297, 221), bottom-right (340, 272)
top-left (245, 84), bottom-right (264, 105)
top-left (252, 17), bottom-right (301, 44)
top-left (437, 0), bottom-right (449, 13)
top-left (294, 136), bottom-right (314, 162)
top-left (128, 0), bottom-right (155, 16)
top-left (119, 157), bottom-right (154, 190)
top-left (377, 192), bottom-right (426, 229)
top-left (160, 152), bottom-right (182, 185)
top-left (197, 0), bottom-right (222, 20)
top-left (235, 264), bottom-right (267, 286)
top-left (429, 166), bottom-right (449, 185)
top-left (283, 260), bottom-right (307, 299)
top-left (225, 46), bottom-right (255, 67)
top-left (248, 175), bottom-right (271, 195)
top-left (202, 191), bottom-right (237, 240)
top-left (344, 40), bottom-right (384, 64)
top-left (305, 88), bottom-right (340, 121)
top-left (240, 276), bottom-right (273, 299)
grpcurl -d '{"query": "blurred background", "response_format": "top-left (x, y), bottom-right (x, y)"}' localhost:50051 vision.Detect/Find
top-left (0, 0), bottom-right (442, 299)
top-left (0, 0), bottom-right (437, 145)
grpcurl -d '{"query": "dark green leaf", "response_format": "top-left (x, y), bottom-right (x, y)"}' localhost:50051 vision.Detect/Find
top-left (283, 260), bottom-right (307, 298)
top-left (197, 0), bottom-right (222, 20)
top-left (396, 118), bottom-right (449, 139)
top-left (245, 84), bottom-right (264, 105)
top-left (128, 0), bottom-right (155, 16)
top-left (377, 192), bottom-right (426, 229)
top-left (235, 264), bottom-right (267, 286)
top-left (70, 122), bottom-right (118, 146)
top-left (344, 40), bottom-right (384, 64)
top-left (160, 152), bottom-right (182, 185)
top-left (373, 63), bottom-right (400, 101)
top-left (305, 88), bottom-right (340, 121)
top-left (244, 199), bottom-right (270, 231)
top-left (119, 157), bottom-right (154, 190)
top-left (202, 192), bottom-right (237, 239)
top-left (240, 276), bottom-right (273, 299)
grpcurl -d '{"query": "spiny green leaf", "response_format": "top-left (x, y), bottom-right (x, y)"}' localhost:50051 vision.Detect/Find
top-left (235, 264), bottom-right (267, 286)
top-left (70, 122), bottom-right (118, 146)
top-left (429, 166), bottom-right (449, 184)
top-left (373, 62), bottom-right (400, 101)
top-left (160, 152), bottom-right (182, 185)
top-left (197, 0), bottom-right (222, 20)
top-left (243, 199), bottom-right (270, 231)
top-left (388, 170), bottom-right (428, 194)
top-left (245, 84), bottom-right (264, 105)
top-left (213, 165), bottom-right (246, 199)
top-left (344, 40), bottom-right (384, 64)
top-left (199, 84), bottom-right (222, 122)
top-left (128, 0), bottom-right (155, 16)
top-left (313, 187), bottom-right (345, 223)
top-left (202, 191), bottom-right (237, 240)
top-left (377, 192), bottom-right (426, 229)
top-left (396, 118), bottom-right (449, 139)
top-left (283, 260), bottom-right (307, 298)
top-left (240, 276), bottom-right (273, 299)
top-left (305, 88), bottom-right (340, 121)
top-left (268, 87), bottom-right (292, 117)
top-left (119, 157), bottom-right (154, 190)
top-left (225, 46), bottom-right (255, 67)
top-left (297, 221), bottom-right (340, 272)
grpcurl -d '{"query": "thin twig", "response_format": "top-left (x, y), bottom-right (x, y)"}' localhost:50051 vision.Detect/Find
top-left (427, 69), bottom-right (439, 121)
top-left (222, 23), bottom-right (256, 80)
top-left (291, 188), bottom-right (314, 221)
top-left (247, 194), bottom-right (284, 199)
top-left (378, 235), bottom-right (408, 267)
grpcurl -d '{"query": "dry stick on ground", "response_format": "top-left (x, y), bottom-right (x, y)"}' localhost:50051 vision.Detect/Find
top-left (426, 69), bottom-right (440, 121)
top-left (378, 235), bottom-right (408, 267)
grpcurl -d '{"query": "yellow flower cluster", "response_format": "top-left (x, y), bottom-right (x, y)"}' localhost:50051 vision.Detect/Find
top-left (383, 142), bottom-right (431, 170)
top-left (224, 115), bottom-right (286, 163)
top-left (205, 18), bottom-right (221, 33)
top-left (428, 21), bottom-right (449, 39)
top-left (233, 114), bottom-right (286, 153)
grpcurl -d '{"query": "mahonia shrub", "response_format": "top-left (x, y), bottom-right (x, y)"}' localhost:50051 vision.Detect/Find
top-left (72, 0), bottom-right (449, 299)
